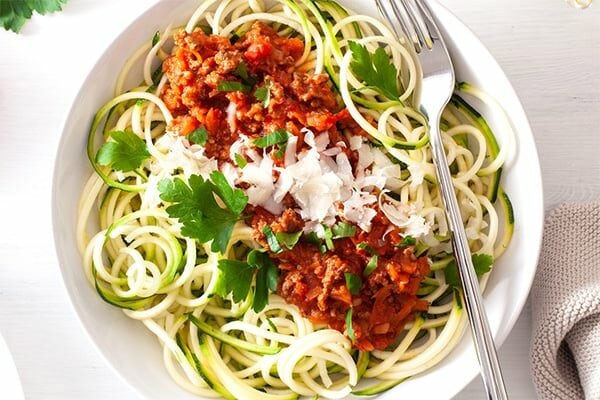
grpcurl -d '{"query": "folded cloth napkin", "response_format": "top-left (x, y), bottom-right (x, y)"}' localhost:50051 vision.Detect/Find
top-left (531, 203), bottom-right (600, 400)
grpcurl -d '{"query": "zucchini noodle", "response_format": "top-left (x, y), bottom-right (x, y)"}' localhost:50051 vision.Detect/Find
top-left (77, 0), bottom-right (515, 398)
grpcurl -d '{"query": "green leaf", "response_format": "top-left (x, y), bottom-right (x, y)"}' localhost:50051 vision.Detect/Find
top-left (253, 129), bottom-right (290, 148)
top-left (262, 226), bottom-right (283, 254)
top-left (445, 254), bottom-right (493, 289)
top-left (399, 235), bottom-right (416, 247)
top-left (364, 254), bottom-right (378, 276)
top-left (158, 174), bottom-right (248, 254)
top-left (234, 61), bottom-right (256, 86)
top-left (344, 272), bottom-right (362, 295)
top-left (348, 41), bottom-right (399, 101)
top-left (234, 153), bottom-right (247, 168)
top-left (217, 81), bottom-right (251, 93)
top-left (1, 0), bottom-right (68, 33)
top-left (214, 259), bottom-right (257, 303)
top-left (358, 242), bottom-right (376, 255)
top-left (95, 130), bottom-right (150, 172)
top-left (323, 225), bottom-right (334, 251)
top-left (305, 232), bottom-right (326, 253)
top-left (345, 308), bottom-right (355, 341)
top-left (248, 249), bottom-right (279, 312)
top-left (254, 80), bottom-right (271, 107)
top-left (187, 126), bottom-right (208, 146)
top-left (332, 221), bottom-right (356, 239)
top-left (275, 231), bottom-right (302, 250)
top-left (209, 171), bottom-right (248, 215)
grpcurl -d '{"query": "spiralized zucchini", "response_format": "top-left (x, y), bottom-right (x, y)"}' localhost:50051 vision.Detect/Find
top-left (77, 0), bottom-right (515, 398)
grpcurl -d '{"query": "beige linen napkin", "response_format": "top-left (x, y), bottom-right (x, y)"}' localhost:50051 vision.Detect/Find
top-left (531, 203), bottom-right (600, 400)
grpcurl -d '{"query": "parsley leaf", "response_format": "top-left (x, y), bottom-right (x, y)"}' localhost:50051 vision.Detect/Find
top-left (445, 254), bottom-right (493, 289)
top-left (323, 225), bottom-right (335, 251)
top-left (1, 0), bottom-right (68, 33)
top-left (399, 235), bottom-right (416, 247)
top-left (95, 130), bottom-right (150, 172)
top-left (332, 221), bottom-right (357, 239)
top-left (217, 81), bottom-right (251, 93)
top-left (234, 154), bottom-right (247, 168)
top-left (254, 80), bottom-right (271, 107)
top-left (344, 272), bottom-right (362, 295)
top-left (275, 231), bottom-right (302, 250)
top-left (187, 126), bottom-right (208, 146)
top-left (305, 232), bottom-right (326, 253)
top-left (158, 173), bottom-right (248, 254)
top-left (364, 254), bottom-right (378, 276)
top-left (248, 249), bottom-right (279, 312)
top-left (345, 308), bottom-right (355, 341)
top-left (234, 61), bottom-right (256, 86)
top-left (253, 129), bottom-right (291, 148)
top-left (348, 41), bottom-right (400, 101)
top-left (262, 226), bottom-right (283, 254)
top-left (214, 259), bottom-right (256, 303)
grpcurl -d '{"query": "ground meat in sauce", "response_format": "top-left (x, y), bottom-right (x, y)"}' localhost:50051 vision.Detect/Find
top-left (161, 22), bottom-right (429, 351)
top-left (250, 207), bottom-right (430, 351)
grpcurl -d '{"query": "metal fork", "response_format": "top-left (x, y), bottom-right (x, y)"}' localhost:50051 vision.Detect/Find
top-left (375, 1), bottom-right (509, 399)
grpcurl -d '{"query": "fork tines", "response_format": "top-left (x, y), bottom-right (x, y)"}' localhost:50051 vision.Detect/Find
top-left (375, 0), bottom-right (434, 53)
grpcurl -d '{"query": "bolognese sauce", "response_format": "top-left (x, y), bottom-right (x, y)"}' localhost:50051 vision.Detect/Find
top-left (161, 22), bottom-right (430, 351)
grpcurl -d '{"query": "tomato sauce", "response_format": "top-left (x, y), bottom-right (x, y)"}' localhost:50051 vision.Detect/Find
top-left (161, 23), bottom-right (430, 351)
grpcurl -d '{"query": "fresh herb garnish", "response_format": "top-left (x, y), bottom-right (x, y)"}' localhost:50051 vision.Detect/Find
top-left (345, 308), bottom-right (355, 341)
top-left (214, 259), bottom-right (256, 303)
top-left (262, 226), bottom-right (283, 254)
top-left (217, 81), bottom-right (251, 93)
top-left (234, 153), bottom-right (248, 168)
top-left (234, 61), bottom-right (256, 86)
top-left (248, 249), bottom-right (279, 312)
top-left (348, 41), bottom-right (400, 101)
top-left (364, 254), bottom-right (379, 276)
top-left (332, 221), bottom-right (357, 239)
top-left (158, 172), bottom-right (248, 254)
top-left (305, 232), bottom-right (326, 253)
top-left (358, 242), bottom-right (376, 254)
top-left (344, 272), bottom-right (362, 295)
top-left (96, 130), bottom-right (150, 172)
top-left (399, 235), bottom-right (416, 247)
top-left (273, 144), bottom-right (287, 159)
top-left (1, 0), bottom-right (69, 33)
top-left (253, 129), bottom-right (291, 148)
top-left (323, 225), bottom-right (335, 251)
top-left (445, 254), bottom-right (493, 289)
top-left (187, 126), bottom-right (208, 146)
top-left (275, 231), bottom-right (303, 250)
top-left (254, 80), bottom-right (272, 107)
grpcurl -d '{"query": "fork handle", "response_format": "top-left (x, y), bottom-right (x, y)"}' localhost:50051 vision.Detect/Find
top-left (427, 111), bottom-right (509, 400)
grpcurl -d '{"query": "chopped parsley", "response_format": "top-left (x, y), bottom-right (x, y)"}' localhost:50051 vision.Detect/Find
top-left (323, 225), bottom-right (335, 251)
top-left (95, 130), bottom-right (150, 172)
top-left (248, 249), bottom-right (279, 312)
top-left (332, 221), bottom-right (357, 239)
top-left (187, 126), bottom-right (208, 146)
top-left (445, 254), bottom-right (493, 289)
top-left (234, 61), bottom-right (256, 86)
top-left (364, 254), bottom-right (379, 276)
top-left (305, 232), bottom-right (326, 253)
top-left (399, 235), bottom-right (416, 247)
top-left (217, 81), bottom-right (251, 93)
top-left (344, 272), bottom-right (362, 295)
top-left (254, 80), bottom-right (272, 107)
top-left (158, 172), bottom-right (248, 254)
top-left (348, 41), bottom-right (400, 101)
top-left (253, 129), bottom-right (290, 148)
top-left (262, 226), bottom-right (283, 254)
top-left (275, 231), bottom-right (303, 250)
top-left (234, 153), bottom-right (247, 168)
top-left (345, 308), bottom-right (355, 341)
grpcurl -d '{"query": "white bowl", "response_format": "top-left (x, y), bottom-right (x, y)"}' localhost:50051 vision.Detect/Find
top-left (52, 1), bottom-right (544, 399)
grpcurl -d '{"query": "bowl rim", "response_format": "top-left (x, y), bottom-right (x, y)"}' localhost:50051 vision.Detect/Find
top-left (51, 0), bottom-right (544, 399)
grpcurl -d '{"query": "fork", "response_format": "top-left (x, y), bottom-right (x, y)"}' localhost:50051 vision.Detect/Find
top-left (375, 1), bottom-right (509, 399)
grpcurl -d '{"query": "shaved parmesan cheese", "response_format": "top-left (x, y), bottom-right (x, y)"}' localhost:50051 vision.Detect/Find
top-left (408, 163), bottom-right (426, 188)
top-left (226, 102), bottom-right (237, 133)
top-left (379, 193), bottom-right (431, 237)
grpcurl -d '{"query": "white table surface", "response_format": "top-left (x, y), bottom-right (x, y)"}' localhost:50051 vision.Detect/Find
top-left (0, 0), bottom-right (598, 399)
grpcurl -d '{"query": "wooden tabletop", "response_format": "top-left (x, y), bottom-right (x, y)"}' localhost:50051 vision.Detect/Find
top-left (0, 0), bottom-right (598, 399)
